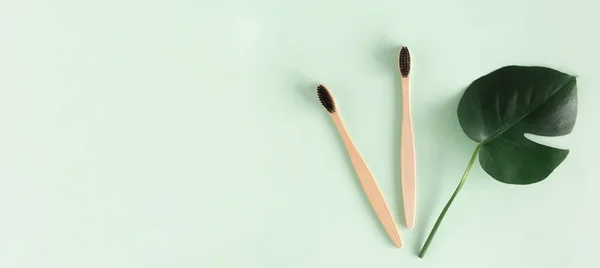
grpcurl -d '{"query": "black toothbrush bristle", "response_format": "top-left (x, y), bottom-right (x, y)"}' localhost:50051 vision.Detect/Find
top-left (399, 46), bottom-right (411, 77)
top-left (317, 85), bottom-right (336, 113)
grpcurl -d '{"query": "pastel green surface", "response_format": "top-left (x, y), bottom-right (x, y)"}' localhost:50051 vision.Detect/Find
top-left (0, 0), bottom-right (598, 267)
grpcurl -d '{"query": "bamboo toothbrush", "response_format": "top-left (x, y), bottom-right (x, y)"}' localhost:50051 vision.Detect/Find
top-left (398, 46), bottom-right (417, 229)
top-left (317, 84), bottom-right (403, 248)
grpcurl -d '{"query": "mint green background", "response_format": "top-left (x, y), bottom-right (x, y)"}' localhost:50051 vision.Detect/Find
top-left (1, 1), bottom-right (599, 267)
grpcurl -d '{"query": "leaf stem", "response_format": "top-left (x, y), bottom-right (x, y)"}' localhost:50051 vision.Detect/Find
top-left (418, 144), bottom-right (481, 258)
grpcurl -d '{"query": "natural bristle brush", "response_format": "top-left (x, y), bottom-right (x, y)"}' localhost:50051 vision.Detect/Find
top-left (317, 84), bottom-right (403, 248)
top-left (398, 46), bottom-right (417, 229)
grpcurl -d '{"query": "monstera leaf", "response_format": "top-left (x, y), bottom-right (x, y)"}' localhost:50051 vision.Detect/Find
top-left (457, 66), bottom-right (577, 184)
top-left (419, 66), bottom-right (578, 258)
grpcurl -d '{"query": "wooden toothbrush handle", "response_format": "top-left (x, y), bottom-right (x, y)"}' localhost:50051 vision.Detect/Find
top-left (331, 113), bottom-right (403, 248)
top-left (401, 78), bottom-right (416, 229)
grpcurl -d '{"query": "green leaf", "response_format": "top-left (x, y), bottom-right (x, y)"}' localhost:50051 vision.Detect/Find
top-left (419, 65), bottom-right (579, 258)
top-left (457, 65), bottom-right (577, 184)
